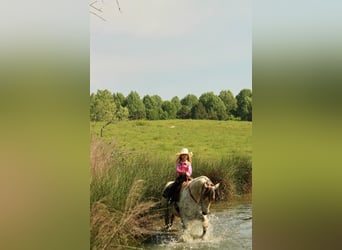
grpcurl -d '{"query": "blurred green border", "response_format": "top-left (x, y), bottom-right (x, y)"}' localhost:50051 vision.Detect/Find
top-left (0, 1), bottom-right (90, 249)
top-left (253, 1), bottom-right (342, 249)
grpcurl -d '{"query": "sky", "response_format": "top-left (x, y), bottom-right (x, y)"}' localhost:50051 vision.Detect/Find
top-left (90, 0), bottom-right (251, 100)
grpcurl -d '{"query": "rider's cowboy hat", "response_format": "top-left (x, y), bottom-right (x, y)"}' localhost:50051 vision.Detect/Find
top-left (176, 148), bottom-right (193, 159)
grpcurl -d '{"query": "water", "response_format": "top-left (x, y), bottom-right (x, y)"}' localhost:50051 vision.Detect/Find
top-left (143, 201), bottom-right (252, 250)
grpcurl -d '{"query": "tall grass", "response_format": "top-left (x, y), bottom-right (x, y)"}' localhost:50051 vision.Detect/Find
top-left (90, 137), bottom-right (161, 249)
top-left (90, 180), bottom-right (159, 249)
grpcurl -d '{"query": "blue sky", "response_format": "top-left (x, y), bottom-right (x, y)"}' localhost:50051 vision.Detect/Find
top-left (90, 0), bottom-right (251, 100)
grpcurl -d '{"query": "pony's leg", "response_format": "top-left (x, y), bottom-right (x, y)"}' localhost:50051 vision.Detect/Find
top-left (180, 215), bottom-right (188, 230)
top-left (170, 213), bottom-right (175, 227)
top-left (164, 204), bottom-right (172, 230)
top-left (201, 215), bottom-right (209, 239)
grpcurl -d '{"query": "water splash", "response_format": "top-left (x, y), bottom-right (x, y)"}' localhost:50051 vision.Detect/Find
top-left (144, 203), bottom-right (252, 250)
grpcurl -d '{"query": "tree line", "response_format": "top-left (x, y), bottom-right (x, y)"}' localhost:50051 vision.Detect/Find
top-left (90, 88), bottom-right (252, 123)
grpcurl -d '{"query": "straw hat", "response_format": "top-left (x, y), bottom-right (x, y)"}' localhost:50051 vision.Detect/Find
top-left (176, 148), bottom-right (193, 159)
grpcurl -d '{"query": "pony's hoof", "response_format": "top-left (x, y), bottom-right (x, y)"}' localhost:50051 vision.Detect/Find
top-left (200, 231), bottom-right (207, 240)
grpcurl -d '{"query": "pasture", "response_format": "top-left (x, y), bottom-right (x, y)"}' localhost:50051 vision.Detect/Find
top-left (90, 119), bottom-right (252, 160)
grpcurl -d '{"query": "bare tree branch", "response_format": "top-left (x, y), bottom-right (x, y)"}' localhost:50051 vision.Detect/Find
top-left (116, 0), bottom-right (122, 13)
top-left (90, 6), bottom-right (103, 13)
top-left (90, 0), bottom-right (122, 21)
top-left (90, 1), bottom-right (98, 7)
top-left (90, 0), bottom-right (103, 13)
top-left (90, 11), bottom-right (107, 22)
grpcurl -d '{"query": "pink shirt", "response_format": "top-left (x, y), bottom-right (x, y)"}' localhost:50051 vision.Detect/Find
top-left (176, 161), bottom-right (192, 176)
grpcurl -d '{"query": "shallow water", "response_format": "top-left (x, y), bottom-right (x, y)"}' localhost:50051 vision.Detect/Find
top-left (143, 201), bottom-right (252, 250)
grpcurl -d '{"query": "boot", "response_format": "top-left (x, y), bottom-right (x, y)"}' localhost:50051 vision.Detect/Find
top-left (175, 204), bottom-right (180, 213)
top-left (162, 189), bottom-right (168, 198)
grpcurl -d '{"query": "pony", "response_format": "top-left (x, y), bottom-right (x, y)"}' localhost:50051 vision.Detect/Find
top-left (162, 176), bottom-right (220, 239)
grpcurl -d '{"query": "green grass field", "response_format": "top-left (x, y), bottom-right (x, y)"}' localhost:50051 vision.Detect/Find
top-left (91, 119), bottom-right (252, 160)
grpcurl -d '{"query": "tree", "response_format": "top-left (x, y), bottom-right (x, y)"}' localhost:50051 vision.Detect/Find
top-left (199, 92), bottom-right (227, 120)
top-left (89, 89), bottom-right (117, 136)
top-left (150, 95), bottom-right (163, 119)
top-left (90, 89), bottom-right (116, 122)
top-left (171, 96), bottom-right (182, 116)
top-left (143, 95), bottom-right (160, 120)
top-left (178, 94), bottom-right (198, 119)
top-left (113, 92), bottom-right (125, 109)
top-left (125, 91), bottom-right (146, 120)
top-left (192, 102), bottom-right (208, 119)
top-left (115, 105), bottom-right (129, 121)
top-left (112, 92), bottom-right (128, 120)
top-left (161, 100), bottom-right (177, 119)
top-left (235, 89), bottom-right (252, 121)
top-left (219, 90), bottom-right (237, 119)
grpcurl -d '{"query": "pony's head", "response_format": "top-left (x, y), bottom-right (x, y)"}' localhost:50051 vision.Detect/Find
top-left (200, 181), bottom-right (220, 215)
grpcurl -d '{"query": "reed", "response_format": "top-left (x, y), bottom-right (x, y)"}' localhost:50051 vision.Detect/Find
top-left (90, 180), bottom-right (159, 249)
